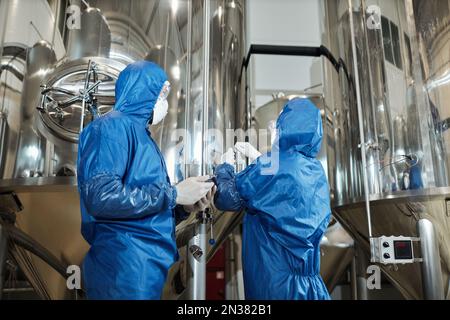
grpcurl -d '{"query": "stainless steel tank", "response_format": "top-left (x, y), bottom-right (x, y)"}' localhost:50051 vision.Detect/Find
top-left (322, 0), bottom-right (450, 299)
top-left (0, 0), bottom-right (246, 299)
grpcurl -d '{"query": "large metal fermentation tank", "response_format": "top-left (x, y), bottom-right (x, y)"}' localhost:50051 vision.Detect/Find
top-left (163, 0), bottom-right (247, 299)
top-left (322, 0), bottom-right (450, 299)
top-left (0, 0), bottom-right (246, 299)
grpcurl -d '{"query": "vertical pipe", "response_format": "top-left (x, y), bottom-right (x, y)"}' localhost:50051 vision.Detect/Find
top-left (347, 0), bottom-right (373, 238)
top-left (43, 140), bottom-right (54, 177)
top-left (404, 0), bottom-right (437, 187)
top-left (355, 245), bottom-right (369, 300)
top-left (51, 0), bottom-right (62, 50)
top-left (0, 223), bottom-right (8, 300)
top-left (0, 0), bottom-right (9, 55)
top-left (186, 0), bottom-right (211, 301)
top-left (0, 112), bottom-right (6, 177)
top-left (234, 229), bottom-right (245, 300)
top-left (184, 0), bottom-right (192, 177)
top-left (187, 221), bottom-right (207, 300)
top-left (225, 230), bottom-right (245, 300)
top-left (79, 60), bottom-right (93, 133)
top-left (417, 219), bottom-right (444, 300)
top-left (202, 0), bottom-right (211, 175)
top-left (224, 235), bottom-right (236, 300)
top-left (0, 0), bottom-right (9, 176)
top-left (350, 256), bottom-right (358, 300)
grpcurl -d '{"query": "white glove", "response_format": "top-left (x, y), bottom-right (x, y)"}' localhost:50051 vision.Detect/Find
top-left (235, 142), bottom-right (261, 162)
top-left (183, 186), bottom-right (217, 213)
top-left (220, 148), bottom-right (236, 165)
top-left (175, 176), bottom-right (214, 206)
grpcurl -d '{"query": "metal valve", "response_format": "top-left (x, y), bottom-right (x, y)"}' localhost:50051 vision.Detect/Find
top-left (197, 208), bottom-right (215, 246)
top-left (189, 245), bottom-right (203, 261)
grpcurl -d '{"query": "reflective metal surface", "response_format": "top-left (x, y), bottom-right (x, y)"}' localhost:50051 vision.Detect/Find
top-left (12, 41), bottom-right (57, 179)
top-left (0, 0), bottom-right (246, 299)
top-left (323, 0), bottom-right (450, 203)
top-left (333, 193), bottom-right (450, 299)
top-left (417, 218), bottom-right (445, 299)
top-left (322, 0), bottom-right (450, 299)
top-left (38, 57), bottom-right (123, 144)
top-left (163, 0), bottom-right (246, 299)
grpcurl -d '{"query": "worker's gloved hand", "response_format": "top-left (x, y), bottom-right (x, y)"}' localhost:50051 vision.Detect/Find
top-left (220, 148), bottom-right (236, 166)
top-left (175, 176), bottom-right (214, 206)
top-left (183, 186), bottom-right (217, 213)
top-left (235, 142), bottom-right (262, 162)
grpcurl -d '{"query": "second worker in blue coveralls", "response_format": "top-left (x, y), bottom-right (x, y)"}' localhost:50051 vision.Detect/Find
top-left (214, 98), bottom-right (331, 300)
top-left (77, 60), bottom-right (214, 299)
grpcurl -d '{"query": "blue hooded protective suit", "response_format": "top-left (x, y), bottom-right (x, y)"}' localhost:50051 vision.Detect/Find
top-left (214, 98), bottom-right (331, 300)
top-left (77, 61), bottom-right (178, 299)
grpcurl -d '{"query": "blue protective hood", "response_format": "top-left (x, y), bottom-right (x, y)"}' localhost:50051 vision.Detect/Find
top-left (276, 98), bottom-right (323, 157)
top-left (77, 60), bottom-right (178, 299)
top-left (213, 97), bottom-right (331, 300)
top-left (114, 60), bottom-right (168, 123)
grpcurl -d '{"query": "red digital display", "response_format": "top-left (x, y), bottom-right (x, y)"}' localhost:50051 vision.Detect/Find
top-left (393, 240), bottom-right (413, 259)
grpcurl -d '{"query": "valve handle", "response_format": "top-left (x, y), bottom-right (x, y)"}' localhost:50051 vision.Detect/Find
top-left (209, 216), bottom-right (215, 246)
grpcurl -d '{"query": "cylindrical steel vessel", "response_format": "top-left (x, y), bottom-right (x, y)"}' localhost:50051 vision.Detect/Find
top-left (322, 0), bottom-right (450, 299)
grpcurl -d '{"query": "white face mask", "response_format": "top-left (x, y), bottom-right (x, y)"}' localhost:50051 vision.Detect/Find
top-left (151, 98), bottom-right (169, 125)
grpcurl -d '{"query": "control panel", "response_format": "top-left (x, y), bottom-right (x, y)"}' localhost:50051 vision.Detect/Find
top-left (370, 236), bottom-right (418, 264)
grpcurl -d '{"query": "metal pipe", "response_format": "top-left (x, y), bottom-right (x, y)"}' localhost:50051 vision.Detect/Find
top-left (350, 255), bottom-right (358, 300)
top-left (0, 112), bottom-right (7, 176)
top-left (245, 45), bottom-right (322, 65)
top-left (51, 0), bottom-right (62, 50)
top-left (0, 0), bottom-right (8, 55)
top-left (202, 0), bottom-right (211, 176)
top-left (417, 219), bottom-right (444, 300)
top-left (183, 0), bottom-right (193, 178)
top-left (355, 246), bottom-right (369, 300)
top-left (225, 235), bottom-right (236, 300)
top-left (187, 220), bottom-right (207, 300)
top-left (79, 60), bottom-right (93, 132)
top-left (242, 45), bottom-right (347, 77)
top-left (0, 223), bottom-right (8, 300)
top-left (185, 0), bottom-right (211, 301)
top-left (0, 63), bottom-right (24, 82)
top-left (224, 229), bottom-right (245, 300)
top-left (348, 0), bottom-right (373, 239)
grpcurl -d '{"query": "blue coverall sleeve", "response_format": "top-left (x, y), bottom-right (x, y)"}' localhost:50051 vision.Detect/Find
top-left (78, 122), bottom-right (177, 220)
top-left (214, 163), bottom-right (246, 212)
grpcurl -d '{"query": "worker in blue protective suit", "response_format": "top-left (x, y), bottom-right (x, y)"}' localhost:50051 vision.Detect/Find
top-left (77, 60), bottom-right (214, 300)
top-left (214, 97), bottom-right (331, 300)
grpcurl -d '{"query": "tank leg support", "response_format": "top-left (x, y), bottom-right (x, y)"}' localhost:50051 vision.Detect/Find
top-left (417, 219), bottom-right (444, 300)
top-left (0, 223), bottom-right (8, 300)
top-left (354, 245), bottom-right (369, 300)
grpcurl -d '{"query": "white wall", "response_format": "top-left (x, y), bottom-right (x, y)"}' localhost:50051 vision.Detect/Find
top-left (246, 0), bottom-right (323, 108)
